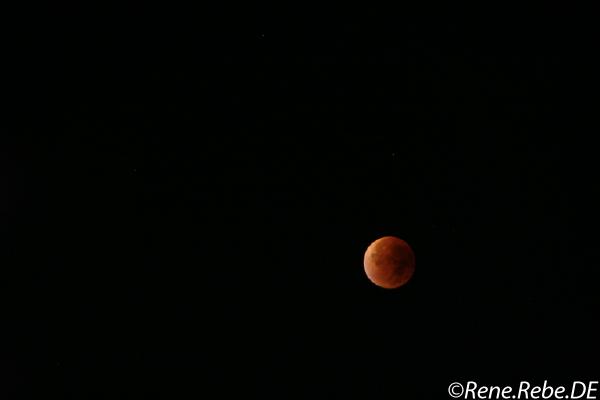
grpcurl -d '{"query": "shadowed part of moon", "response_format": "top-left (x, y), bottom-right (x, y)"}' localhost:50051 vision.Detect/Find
top-left (364, 236), bottom-right (415, 289)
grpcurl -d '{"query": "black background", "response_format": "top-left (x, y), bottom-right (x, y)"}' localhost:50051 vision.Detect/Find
top-left (2, 5), bottom-right (596, 400)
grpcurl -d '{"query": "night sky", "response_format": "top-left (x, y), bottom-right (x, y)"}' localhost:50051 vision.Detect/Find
top-left (2, 5), bottom-right (596, 400)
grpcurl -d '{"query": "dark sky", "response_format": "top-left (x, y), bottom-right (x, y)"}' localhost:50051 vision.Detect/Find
top-left (2, 5), bottom-right (595, 400)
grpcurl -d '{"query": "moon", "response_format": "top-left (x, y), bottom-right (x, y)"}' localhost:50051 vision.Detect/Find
top-left (364, 236), bottom-right (415, 289)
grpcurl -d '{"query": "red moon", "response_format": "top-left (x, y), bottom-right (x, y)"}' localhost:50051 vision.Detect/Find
top-left (364, 236), bottom-right (415, 289)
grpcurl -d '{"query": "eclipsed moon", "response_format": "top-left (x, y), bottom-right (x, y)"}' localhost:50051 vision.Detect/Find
top-left (364, 236), bottom-right (415, 289)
